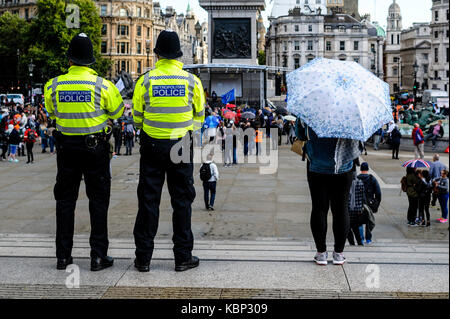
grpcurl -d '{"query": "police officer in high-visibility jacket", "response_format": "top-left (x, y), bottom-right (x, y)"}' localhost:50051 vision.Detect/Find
top-left (132, 30), bottom-right (205, 272)
top-left (44, 33), bottom-right (124, 271)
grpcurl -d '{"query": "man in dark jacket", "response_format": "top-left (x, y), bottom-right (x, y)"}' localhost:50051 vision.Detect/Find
top-left (390, 125), bottom-right (402, 159)
top-left (357, 162), bottom-right (382, 245)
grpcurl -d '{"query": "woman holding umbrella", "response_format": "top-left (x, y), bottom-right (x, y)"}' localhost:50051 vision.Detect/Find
top-left (288, 58), bottom-right (393, 266)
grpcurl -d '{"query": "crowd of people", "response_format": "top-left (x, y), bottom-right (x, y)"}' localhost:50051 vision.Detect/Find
top-left (0, 103), bottom-right (56, 164)
top-left (403, 154), bottom-right (449, 225)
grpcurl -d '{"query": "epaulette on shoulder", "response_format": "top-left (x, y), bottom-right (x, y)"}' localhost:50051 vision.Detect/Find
top-left (137, 69), bottom-right (154, 85)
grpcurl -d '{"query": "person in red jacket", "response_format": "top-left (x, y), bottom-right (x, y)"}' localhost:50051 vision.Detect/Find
top-left (412, 123), bottom-right (425, 159)
top-left (23, 124), bottom-right (37, 164)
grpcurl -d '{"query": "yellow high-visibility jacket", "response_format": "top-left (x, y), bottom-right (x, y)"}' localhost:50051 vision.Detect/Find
top-left (132, 59), bottom-right (205, 139)
top-left (44, 66), bottom-right (124, 136)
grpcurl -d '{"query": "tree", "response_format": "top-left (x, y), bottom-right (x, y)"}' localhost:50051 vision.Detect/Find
top-left (23, 0), bottom-right (111, 84)
top-left (0, 12), bottom-right (30, 91)
top-left (258, 50), bottom-right (266, 66)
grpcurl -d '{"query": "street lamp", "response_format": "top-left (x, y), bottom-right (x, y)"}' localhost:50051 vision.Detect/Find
top-left (145, 40), bottom-right (151, 70)
top-left (28, 59), bottom-right (35, 115)
top-left (413, 60), bottom-right (419, 105)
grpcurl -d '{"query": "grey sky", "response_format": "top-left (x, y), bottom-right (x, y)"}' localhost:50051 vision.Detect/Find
top-left (157, 0), bottom-right (433, 30)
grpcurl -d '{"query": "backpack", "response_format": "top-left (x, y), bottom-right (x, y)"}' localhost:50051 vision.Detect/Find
top-left (200, 163), bottom-right (212, 182)
top-left (28, 130), bottom-right (36, 142)
top-left (401, 176), bottom-right (408, 192)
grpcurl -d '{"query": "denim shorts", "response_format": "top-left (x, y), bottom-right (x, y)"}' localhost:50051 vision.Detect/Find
top-left (9, 144), bottom-right (18, 155)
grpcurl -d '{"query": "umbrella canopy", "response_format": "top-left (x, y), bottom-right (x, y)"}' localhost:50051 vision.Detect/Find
top-left (242, 112), bottom-right (256, 119)
top-left (402, 159), bottom-right (431, 169)
top-left (275, 107), bottom-right (288, 115)
top-left (287, 58), bottom-right (393, 141)
top-left (283, 115), bottom-right (297, 122)
top-left (224, 111), bottom-right (236, 119)
top-left (242, 107), bottom-right (256, 114)
top-left (226, 103), bottom-right (236, 109)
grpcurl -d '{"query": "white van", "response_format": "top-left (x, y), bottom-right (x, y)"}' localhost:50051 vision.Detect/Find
top-left (6, 93), bottom-right (25, 105)
top-left (422, 90), bottom-right (448, 106)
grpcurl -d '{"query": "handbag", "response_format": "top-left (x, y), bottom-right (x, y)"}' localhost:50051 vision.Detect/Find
top-left (291, 138), bottom-right (305, 157)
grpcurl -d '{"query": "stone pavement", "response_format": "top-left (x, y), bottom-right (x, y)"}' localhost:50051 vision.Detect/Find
top-left (0, 142), bottom-right (449, 298)
top-left (0, 234), bottom-right (448, 298)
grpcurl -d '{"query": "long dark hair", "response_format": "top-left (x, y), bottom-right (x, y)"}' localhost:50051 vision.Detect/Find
top-left (406, 167), bottom-right (415, 175)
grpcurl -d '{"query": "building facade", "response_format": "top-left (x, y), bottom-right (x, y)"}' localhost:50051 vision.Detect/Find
top-left (429, 0), bottom-right (449, 93)
top-left (384, 0), bottom-right (402, 93)
top-left (266, 8), bottom-right (384, 77)
top-left (270, 0), bottom-right (327, 18)
top-left (0, 0), bottom-right (37, 20)
top-left (400, 23), bottom-right (431, 91)
top-left (1, 0), bottom-right (208, 80)
top-left (326, 0), bottom-right (360, 20)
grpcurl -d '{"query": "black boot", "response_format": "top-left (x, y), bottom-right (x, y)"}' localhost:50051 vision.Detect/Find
top-left (175, 256), bottom-right (199, 272)
top-left (91, 256), bottom-right (114, 271)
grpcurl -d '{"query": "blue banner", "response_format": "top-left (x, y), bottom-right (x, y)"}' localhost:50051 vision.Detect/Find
top-left (221, 89), bottom-right (235, 105)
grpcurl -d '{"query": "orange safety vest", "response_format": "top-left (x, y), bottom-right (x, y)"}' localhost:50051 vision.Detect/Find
top-left (255, 129), bottom-right (263, 143)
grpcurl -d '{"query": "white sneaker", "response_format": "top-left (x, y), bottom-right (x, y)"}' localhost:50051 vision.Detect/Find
top-left (333, 252), bottom-right (346, 265)
top-left (314, 252), bottom-right (328, 266)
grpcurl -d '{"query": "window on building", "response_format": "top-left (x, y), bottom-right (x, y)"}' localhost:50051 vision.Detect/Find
top-left (307, 56), bottom-right (315, 62)
top-left (137, 7), bottom-right (141, 17)
top-left (295, 25), bottom-right (299, 32)
top-left (393, 68), bottom-right (398, 76)
top-left (283, 41), bottom-right (287, 51)
top-left (25, 8), bottom-right (29, 20)
top-left (435, 10), bottom-right (439, 22)
top-left (294, 58), bottom-right (300, 69)
top-left (339, 26), bottom-right (345, 32)
top-left (283, 56), bottom-right (288, 67)
top-left (391, 34), bottom-right (394, 45)
top-left (101, 24), bottom-right (107, 36)
top-left (423, 65), bottom-right (428, 74)
top-left (137, 61), bottom-right (142, 74)
top-left (308, 40), bottom-right (313, 51)
top-left (340, 41), bottom-right (345, 51)
top-left (308, 25), bottom-right (312, 32)
top-left (137, 26), bottom-right (142, 37)
top-left (393, 57), bottom-right (399, 63)
top-left (100, 5), bottom-right (107, 16)
top-left (435, 48), bottom-right (439, 63)
top-left (397, 34), bottom-right (400, 44)
top-left (284, 25), bottom-right (287, 32)
top-left (354, 41), bottom-right (359, 51)
top-left (147, 27), bottom-right (150, 37)
top-left (325, 25), bottom-right (332, 32)
top-left (137, 42), bottom-right (142, 54)
top-left (101, 41), bottom-right (107, 54)
top-left (435, 31), bottom-right (439, 38)
top-left (118, 25), bottom-right (129, 36)
top-left (294, 41), bottom-right (300, 51)
top-left (354, 57), bottom-right (360, 63)
top-left (121, 61), bottom-right (126, 72)
top-left (326, 41), bottom-right (331, 51)
top-left (119, 8), bottom-right (127, 17)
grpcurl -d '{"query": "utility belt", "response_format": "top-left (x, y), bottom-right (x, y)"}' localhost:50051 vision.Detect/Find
top-left (54, 126), bottom-right (112, 149)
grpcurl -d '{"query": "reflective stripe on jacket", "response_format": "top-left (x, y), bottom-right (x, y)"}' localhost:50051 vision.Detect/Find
top-left (44, 66), bottom-right (124, 136)
top-left (132, 59), bottom-right (205, 139)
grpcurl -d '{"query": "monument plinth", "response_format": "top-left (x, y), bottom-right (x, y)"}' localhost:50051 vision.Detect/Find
top-left (199, 0), bottom-right (266, 65)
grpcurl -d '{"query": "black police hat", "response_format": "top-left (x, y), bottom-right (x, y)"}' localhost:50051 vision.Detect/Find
top-left (154, 30), bottom-right (183, 59)
top-left (67, 33), bottom-right (96, 66)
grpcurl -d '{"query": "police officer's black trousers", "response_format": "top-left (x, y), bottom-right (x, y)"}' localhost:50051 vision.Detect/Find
top-left (54, 136), bottom-right (111, 259)
top-left (134, 132), bottom-right (196, 264)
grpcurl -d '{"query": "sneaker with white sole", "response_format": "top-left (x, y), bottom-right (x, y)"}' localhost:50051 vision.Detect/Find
top-left (313, 252), bottom-right (328, 266)
top-left (333, 252), bottom-right (346, 265)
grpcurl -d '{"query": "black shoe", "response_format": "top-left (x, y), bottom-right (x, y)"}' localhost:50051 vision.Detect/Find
top-left (208, 206), bottom-right (215, 211)
top-left (175, 256), bottom-right (199, 272)
top-left (90, 256), bottom-right (114, 271)
top-left (57, 256), bottom-right (73, 270)
top-left (134, 258), bottom-right (150, 272)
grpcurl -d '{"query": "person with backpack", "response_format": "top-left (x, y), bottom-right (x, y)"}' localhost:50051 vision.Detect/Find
top-left (24, 124), bottom-right (38, 164)
top-left (412, 123), bottom-right (425, 159)
top-left (112, 120), bottom-right (123, 155)
top-left (403, 167), bottom-right (420, 226)
top-left (417, 169), bottom-right (432, 227)
top-left (200, 153), bottom-right (219, 211)
top-left (124, 123), bottom-right (135, 156)
top-left (40, 123), bottom-right (48, 153)
top-left (357, 162), bottom-right (381, 245)
top-left (347, 167), bottom-right (365, 246)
